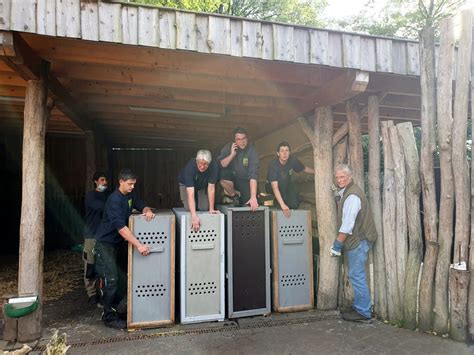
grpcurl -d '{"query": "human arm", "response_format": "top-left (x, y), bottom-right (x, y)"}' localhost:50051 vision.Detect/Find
top-left (186, 186), bottom-right (201, 231)
top-left (219, 143), bottom-right (237, 168)
top-left (207, 183), bottom-right (219, 214)
top-left (246, 146), bottom-right (259, 211)
top-left (118, 226), bottom-right (150, 256)
top-left (247, 178), bottom-right (259, 211)
top-left (303, 166), bottom-right (315, 174)
top-left (271, 181), bottom-right (290, 218)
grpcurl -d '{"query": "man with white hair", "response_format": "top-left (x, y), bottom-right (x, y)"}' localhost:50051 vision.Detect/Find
top-left (178, 149), bottom-right (219, 231)
top-left (331, 164), bottom-right (377, 322)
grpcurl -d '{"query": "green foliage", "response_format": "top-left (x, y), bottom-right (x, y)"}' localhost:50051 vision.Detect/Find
top-left (128, 0), bottom-right (328, 27)
top-left (337, 0), bottom-right (465, 39)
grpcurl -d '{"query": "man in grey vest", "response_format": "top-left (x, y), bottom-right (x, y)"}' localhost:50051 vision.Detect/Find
top-left (330, 164), bottom-right (377, 322)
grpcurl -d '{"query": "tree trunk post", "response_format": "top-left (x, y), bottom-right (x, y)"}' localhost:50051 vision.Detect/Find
top-left (346, 100), bottom-right (364, 188)
top-left (469, 13), bottom-right (474, 342)
top-left (381, 120), bottom-right (402, 321)
top-left (368, 95), bottom-right (387, 320)
top-left (299, 107), bottom-right (339, 310)
top-left (450, 268), bottom-right (470, 341)
top-left (418, 25), bottom-right (439, 333)
top-left (17, 62), bottom-right (49, 342)
top-left (433, 17), bottom-right (455, 336)
top-left (397, 122), bottom-right (422, 330)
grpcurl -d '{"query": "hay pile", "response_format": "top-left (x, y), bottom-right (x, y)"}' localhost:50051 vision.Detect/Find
top-left (0, 250), bottom-right (82, 316)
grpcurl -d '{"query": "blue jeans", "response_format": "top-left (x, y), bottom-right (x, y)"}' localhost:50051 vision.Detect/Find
top-left (346, 239), bottom-right (371, 318)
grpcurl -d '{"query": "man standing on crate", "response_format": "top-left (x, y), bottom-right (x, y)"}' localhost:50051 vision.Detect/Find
top-left (330, 164), bottom-right (377, 323)
top-left (83, 172), bottom-right (110, 306)
top-left (95, 168), bottom-right (155, 329)
top-left (266, 141), bottom-right (314, 218)
top-left (217, 127), bottom-right (259, 211)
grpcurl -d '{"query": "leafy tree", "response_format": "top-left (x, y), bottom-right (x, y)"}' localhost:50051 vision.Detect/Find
top-left (128, 0), bottom-right (328, 27)
top-left (336, 0), bottom-right (465, 39)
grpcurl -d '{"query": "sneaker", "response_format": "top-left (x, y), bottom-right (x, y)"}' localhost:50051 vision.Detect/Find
top-left (224, 194), bottom-right (240, 207)
top-left (342, 310), bottom-right (372, 323)
top-left (104, 318), bottom-right (127, 329)
top-left (88, 294), bottom-right (99, 306)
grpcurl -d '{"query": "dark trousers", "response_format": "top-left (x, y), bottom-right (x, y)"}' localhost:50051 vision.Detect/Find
top-left (266, 181), bottom-right (301, 209)
top-left (220, 168), bottom-right (251, 205)
top-left (94, 241), bottom-right (128, 322)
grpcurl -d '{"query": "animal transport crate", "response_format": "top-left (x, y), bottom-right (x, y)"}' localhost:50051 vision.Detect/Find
top-left (127, 211), bottom-right (175, 329)
top-left (173, 208), bottom-right (225, 324)
top-left (219, 206), bottom-right (271, 318)
top-left (271, 210), bottom-right (314, 312)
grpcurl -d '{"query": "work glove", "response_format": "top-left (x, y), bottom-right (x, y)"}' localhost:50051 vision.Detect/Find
top-left (330, 240), bottom-right (344, 257)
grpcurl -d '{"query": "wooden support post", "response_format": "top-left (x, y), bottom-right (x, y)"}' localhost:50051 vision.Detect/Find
top-left (381, 120), bottom-right (402, 321)
top-left (368, 95), bottom-right (387, 320)
top-left (17, 62), bottom-right (49, 342)
top-left (397, 122), bottom-right (422, 330)
top-left (418, 25), bottom-right (439, 333)
top-left (346, 100), bottom-right (364, 188)
top-left (469, 13), bottom-right (474, 342)
top-left (433, 17), bottom-right (455, 335)
top-left (388, 124), bottom-right (407, 306)
top-left (450, 9), bottom-right (472, 340)
top-left (84, 130), bottom-right (97, 192)
top-left (333, 136), bottom-right (347, 165)
top-left (298, 107), bottom-right (339, 310)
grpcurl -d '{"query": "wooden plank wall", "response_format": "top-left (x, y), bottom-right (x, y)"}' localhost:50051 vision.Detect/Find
top-left (1, 0), bottom-right (451, 77)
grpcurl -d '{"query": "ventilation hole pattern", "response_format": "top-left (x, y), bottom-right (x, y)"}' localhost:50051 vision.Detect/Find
top-left (137, 231), bottom-right (167, 245)
top-left (188, 229), bottom-right (217, 243)
top-left (135, 284), bottom-right (167, 297)
top-left (279, 225), bottom-right (305, 240)
top-left (235, 213), bottom-right (263, 237)
top-left (281, 274), bottom-right (307, 287)
top-left (188, 281), bottom-right (218, 295)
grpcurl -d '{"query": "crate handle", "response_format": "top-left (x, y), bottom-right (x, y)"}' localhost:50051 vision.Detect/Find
top-left (149, 246), bottom-right (165, 253)
top-left (191, 243), bottom-right (215, 250)
top-left (283, 239), bottom-right (303, 245)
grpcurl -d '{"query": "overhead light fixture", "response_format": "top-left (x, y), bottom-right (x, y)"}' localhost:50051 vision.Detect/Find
top-left (129, 106), bottom-right (222, 119)
top-left (0, 96), bottom-right (25, 102)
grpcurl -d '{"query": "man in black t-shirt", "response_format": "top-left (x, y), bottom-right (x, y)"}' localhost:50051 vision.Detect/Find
top-left (266, 141), bottom-right (314, 217)
top-left (178, 149), bottom-right (219, 231)
top-left (95, 169), bottom-right (155, 329)
top-left (83, 172), bottom-right (109, 306)
top-left (217, 127), bottom-right (259, 211)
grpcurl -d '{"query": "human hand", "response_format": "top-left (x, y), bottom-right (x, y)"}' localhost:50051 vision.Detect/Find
top-left (137, 244), bottom-right (150, 256)
top-left (247, 196), bottom-right (259, 212)
top-left (330, 240), bottom-right (343, 257)
top-left (191, 214), bottom-right (201, 231)
top-left (230, 143), bottom-right (238, 156)
top-left (143, 210), bottom-right (155, 221)
top-left (282, 205), bottom-right (291, 218)
top-left (209, 209), bottom-right (220, 214)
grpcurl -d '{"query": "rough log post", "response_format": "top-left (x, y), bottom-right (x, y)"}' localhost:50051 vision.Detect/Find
top-left (84, 130), bottom-right (96, 192)
top-left (418, 26), bottom-right (439, 332)
top-left (381, 120), bottom-right (402, 321)
top-left (368, 95), bottom-right (387, 320)
top-left (450, 268), bottom-right (470, 341)
top-left (450, 9), bottom-right (472, 341)
top-left (333, 136), bottom-right (347, 165)
top-left (346, 100), bottom-right (364, 188)
top-left (17, 62), bottom-right (49, 342)
top-left (433, 17), bottom-right (455, 335)
top-left (388, 125), bottom-right (407, 304)
top-left (469, 15), bottom-right (474, 342)
top-left (298, 108), bottom-right (339, 310)
top-left (397, 122), bottom-right (422, 330)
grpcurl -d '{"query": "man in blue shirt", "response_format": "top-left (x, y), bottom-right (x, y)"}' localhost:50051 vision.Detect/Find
top-left (217, 127), bottom-right (259, 211)
top-left (95, 169), bottom-right (155, 329)
top-left (266, 142), bottom-right (314, 217)
top-left (178, 149), bottom-right (219, 231)
top-left (83, 172), bottom-right (109, 306)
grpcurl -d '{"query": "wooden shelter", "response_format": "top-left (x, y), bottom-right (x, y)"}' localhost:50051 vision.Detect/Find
top-left (0, 0), bottom-right (449, 341)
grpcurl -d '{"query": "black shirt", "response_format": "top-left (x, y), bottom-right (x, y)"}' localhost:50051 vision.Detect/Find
top-left (84, 189), bottom-right (109, 238)
top-left (216, 143), bottom-right (259, 180)
top-left (267, 156), bottom-right (305, 187)
top-left (95, 189), bottom-right (145, 245)
top-left (178, 158), bottom-right (219, 190)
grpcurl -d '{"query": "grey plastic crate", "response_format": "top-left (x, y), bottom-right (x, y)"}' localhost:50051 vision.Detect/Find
top-left (271, 210), bottom-right (314, 312)
top-left (173, 208), bottom-right (225, 324)
top-left (219, 205), bottom-right (271, 318)
top-left (127, 211), bottom-right (175, 329)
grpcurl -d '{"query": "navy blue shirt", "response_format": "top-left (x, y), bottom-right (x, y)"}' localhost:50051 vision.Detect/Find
top-left (95, 189), bottom-right (146, 245)
top-left (266, 156), bottom-right (305, 187)
top-left (84, 189), bottom-right (109, 239)
top-left (178, 158), bottom-right (219, 190)
top-left (216, 143), bottom-right (259, 180)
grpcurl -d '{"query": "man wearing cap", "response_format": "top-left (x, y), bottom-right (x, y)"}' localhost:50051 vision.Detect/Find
top-left (178, 149), bottom-right (219, 231)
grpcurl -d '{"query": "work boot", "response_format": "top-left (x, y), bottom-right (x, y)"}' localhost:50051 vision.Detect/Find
top-left (342, 310), bottom-right (372, 323)
top-left (104, 318), bottom-right (127, 330)
top-left (88, 294), bottom-right (99, 306)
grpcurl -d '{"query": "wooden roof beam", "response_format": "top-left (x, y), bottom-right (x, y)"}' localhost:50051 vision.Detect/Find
top-left (0, 31), bottom-right (93, 133)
